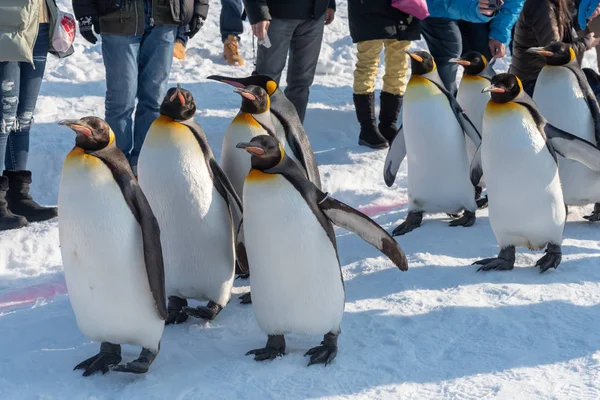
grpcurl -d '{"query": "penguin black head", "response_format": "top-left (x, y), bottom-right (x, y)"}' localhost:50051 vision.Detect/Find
top-left (207, 74), bottom-right (279, 97)
top-left (59, 116), bottom-right (115, 151)
top-left (449, 51), bottom-right (488, 75)
top-left (236, 135), bottom-right (283, 171)
top-left (160, 84), bottom-right (197, 120)
top-left (527, 41), bottom-right (575, 66)
top-left (482, 73), bottom-right (523, 103)
top-left (235, 85), bottom-right (270, 114)
top-left (406, 50), bottom-right (436, 76)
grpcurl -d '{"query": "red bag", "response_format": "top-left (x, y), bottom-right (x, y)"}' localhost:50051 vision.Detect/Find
top-left (391, 0), bottom-right (430, 20)
top-left (52, 10), bottom-right (76, 53)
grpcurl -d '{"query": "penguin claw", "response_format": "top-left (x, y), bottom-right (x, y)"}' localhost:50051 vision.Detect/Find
top-left (476, 195), bottom-right (489, 209)
top-left (392, 212), bottom-right (423, 236)
top-left (183, 302), bottom-right (222, 321)
top-left (74, 352), bottom-right (122, 377)
top-left (245, 347), bottom-right (284, 361)
top-left (239, 292), bottom-right (252, 304)
top-left (536, 251), bottom-right (562, 273)
top-left (448, 210), bottom-right (476, 227)
top-left (583, 212), bottom-right (600, 222)
top-left (165, 310), bottom-right (189, 325)
top-left (305, 345), bottom-right (338, 366)
top-left (111, 360), bottom-right (150, 374)
top-left (474, 257), bottom-right (514, 272)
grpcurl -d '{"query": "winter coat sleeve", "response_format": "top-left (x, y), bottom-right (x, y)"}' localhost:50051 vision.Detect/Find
top-left (72, 0), bottom-right (97, 18)
top-left (194, 0), bottom-right (209, 19)
top-left (242, 0), bottom-right (271, 24)
top-left (489, 0), bottom-right (525, 44)
top-left (329, 0), bottom-right (336, 11)
top-left (427, 0), bottom-right (493, 23)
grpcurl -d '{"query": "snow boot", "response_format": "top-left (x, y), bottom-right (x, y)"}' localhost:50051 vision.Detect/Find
top-left (224, 35), bottom-right (244, 66)
top-left (378, 92), bottom-right (403, 143)
top-left (173, 40), bottom-right (186, 60)
top-left (0, 175), bottom-right (28, 231)
top-left (4, 170), bottom-right (57, 223)
top-left (354, 93), bottom-right (388, 149)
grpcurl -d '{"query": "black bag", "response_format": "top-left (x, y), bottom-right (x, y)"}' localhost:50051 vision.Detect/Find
top-left (97, 0), bottom-right (126, 16)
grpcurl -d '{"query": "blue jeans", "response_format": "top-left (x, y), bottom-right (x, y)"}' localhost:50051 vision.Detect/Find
top-left (101, 13), bottom-right (176, 168)
top-left (176, 25), bottom-right (188, 46)
top-left (0, 23), bottom-right (49, 171)
top-left (421, 17), bottom-right (462, 96)
top-left (221, 0), bottom-right (243, 41)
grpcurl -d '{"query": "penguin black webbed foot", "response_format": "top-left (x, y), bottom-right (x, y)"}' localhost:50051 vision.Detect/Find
top-left (583, 203), bottom-right (600, 222)
top-left (305, 332), bottom-right (338, 366)
top-left (74, 342), bottom-right (121, 377)
top-left (476, 195), bottom-right (488, 209)
top-left (166, 296), bottom-right (189, 325)
top-left (239, 292), bottom-right (252, 304)
top-left (474, 246), bottom-right (515, 272)
top-left (183, 301), bottom-right (223, 321)
top-left (392, 212), bottom-right (423, 236)
top-left (449, 210), bottom-right (476, 227)
top-left (246, 335), bottom-right (285, 362)
top-left (111, 347), bottom-right (158, 375)
top-left (536, 244), bottom-right (562, 273)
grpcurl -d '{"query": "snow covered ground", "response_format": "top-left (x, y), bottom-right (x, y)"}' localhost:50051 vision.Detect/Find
top-left (2, 1), bottom-right (600, 398)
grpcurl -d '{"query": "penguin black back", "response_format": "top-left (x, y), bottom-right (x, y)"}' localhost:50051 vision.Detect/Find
top-left (236, 85), bottom-right (270, 114)
top-left (160, 85), bottom-right (197, 120)
top-left (236, 135), bottom-right (282, 171)
top-left (406, 50), bottom-right (436, 76)
top-left (59, 116), bottom-right (114, 152)
top-left (484, 73), bottom-right (523, 103)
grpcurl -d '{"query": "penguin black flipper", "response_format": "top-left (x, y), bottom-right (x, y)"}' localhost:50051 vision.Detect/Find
top-left (470, 144), bottom-right (483, 187)
top-left (268, 157), bottom-right (408, 271)
top-left (92, 146), bottom-right (168, 320)
top-left (544, 123), bottom-right (600, 172)
top-left (179, 119), bottom-right (243, 216)
top-left (425, 76), bottom-right (482, 147)
top-left (583, 68), bottom-right (600, 101)
top-left (383, 126), bottom-right (406, 186)
top-left (565, 63), bottom-right (600, 144)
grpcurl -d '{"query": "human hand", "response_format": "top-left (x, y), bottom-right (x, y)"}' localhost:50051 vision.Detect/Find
top-left (591, 5), bottom-right (600, 20)
top-left (252, 21), bottom-right (270, 40)
top-left (78, 15), bottom-right (100, 45)
top-left (586, 32), bottom-right (600, 48)
top-left (479, 0), bottom-right (504, 16)
top-left (488, 38), bottom-right (506, 58)
top-left (186, 14), bottom-right (205, 39)
top-left (325, 8), bottom-right (335, 25)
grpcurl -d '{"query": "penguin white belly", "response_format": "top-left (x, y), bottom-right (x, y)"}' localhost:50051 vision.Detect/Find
top-left (138, 119), bottom-right (235, 306)
top-left (59, 149), bottom-right (163, 350)
top-left (534, 66), bottom-right (600, 205)
top-left (243, 173), bottom-right (344, 335)
top-left (482, 103), bottom-right (566, 250)
top-left (458, 76), bottom-right (490, 186)
top-left (404, 76), bottom-right (476, 213)
top-left (221, 112), bottom-right (270, 198)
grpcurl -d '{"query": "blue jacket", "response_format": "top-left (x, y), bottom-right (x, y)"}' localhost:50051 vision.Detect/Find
top-left (427, 0), bottom-right (525, 44)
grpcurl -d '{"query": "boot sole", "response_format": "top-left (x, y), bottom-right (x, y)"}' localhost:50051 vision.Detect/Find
top-left (358, 139), bottom-right (389, 150)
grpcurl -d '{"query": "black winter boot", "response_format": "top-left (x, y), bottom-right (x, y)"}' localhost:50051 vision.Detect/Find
top-left (378, 92), bottom-right (403, 143)
top-left (0, 176), bottom-right (28, 231)
top-left (354, 93), bottom-right (389, 149)
top-left (4, 170), bottom-right (57, 223)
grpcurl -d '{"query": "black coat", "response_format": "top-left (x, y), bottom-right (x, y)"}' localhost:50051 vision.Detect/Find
top-left (243, 0), bottom-right (336, 24)
top-left (72, 0), bottom-right (209, 36)
top-left (348, 0), bottom-right (421, 43)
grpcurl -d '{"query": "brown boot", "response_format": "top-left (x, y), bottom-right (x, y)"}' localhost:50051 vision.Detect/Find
top-left (223, 35), bottom-right (245, 66)
top-left (173, 41), bottom-right (186, 60)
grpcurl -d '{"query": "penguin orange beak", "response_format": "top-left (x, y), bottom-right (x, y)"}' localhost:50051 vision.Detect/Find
top-left (449, 58), bottom-right (471, 66)
top-left (527, 47), bottom-right (554, 57)
top-left (59, 119), bottom-right (93, 137)
top-left (405, 50), bottom-right (423, 63)
top-left (169, 84), bottom-right (186, 105)
top-left (236, 142), bottom-right (265, 156)
top-left (206, 75), bottom-right (248, 89)
top-left (482, 85), bottom-right (505, 93)
top-left (234, 88), bottom-right (257, 101)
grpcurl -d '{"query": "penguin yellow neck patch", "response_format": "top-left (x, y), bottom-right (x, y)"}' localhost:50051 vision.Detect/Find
top-left (486, 101), bottom-right (522, 115)
top-left (233, 112), bottom-right (262, 127)
top-left (65, 146), bottom-right (102, 166)
top-left (569, 47), bottom-right (576, 63)
top-left (246, 169), bottom-right (277, 182)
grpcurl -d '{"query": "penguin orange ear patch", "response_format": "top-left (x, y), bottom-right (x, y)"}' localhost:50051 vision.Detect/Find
top-left (266, 80), bottom-right (277, 95)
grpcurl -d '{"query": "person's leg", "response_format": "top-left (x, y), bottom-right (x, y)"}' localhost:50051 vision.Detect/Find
top-left (353, 39), bottom-right (387, 148)
top-left (458, 21), bottom-right (493, 60)
top-left (421, 17), bottom-right (462, 95)
top-left (101, 33), bottom-right (140, 160)
top-left (0, 62), bottom-right (20, 170)
top-left (220, 0), bottom-right (244, 41)
top-left (379, 39), bottom-right (411, 142)
top-left (133, 24), bottom-right (177, 170)
top-left (3, 23), bottom-right (56, 222)
top-left (285, 15), bottom-right (326, 123)
top-left (254, 18), bottom-right (298, 85)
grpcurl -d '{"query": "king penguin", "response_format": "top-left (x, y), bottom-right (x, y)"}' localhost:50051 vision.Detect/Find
top-left (137, 85), bottom-right (243, 324)
top-left (529, 41), bottom-right (600, 221)
top-left (471, 73), bottom-right (600, 272)
top-left (450, 51), bottom-right (497, 208)
top-left (58, 116), bottom-right (167, 376)
top-left (237, 135), bottom-right (408, 366)
top-left (383, 50), bottom-right (482, 236)
top-left (207, 74), bottom-right (321, 190)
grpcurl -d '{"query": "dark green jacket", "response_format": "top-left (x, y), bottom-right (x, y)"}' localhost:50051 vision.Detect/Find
top-left (72, 0), bottom-right (209, 36)
top-left (243, 0), bottom-right (336, 24)
top-left (348, 0), bottom-right (421, 43)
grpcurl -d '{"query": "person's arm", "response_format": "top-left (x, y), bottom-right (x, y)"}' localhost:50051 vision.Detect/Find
top-left (71, 0), bottom-right (97, 19)
top-left (489, 0), bottom-right (525, 44)
top-left (445, 0), bottom-right (494, 23)
top-left (242, 0), bottom-right (271, 25)
top-left (194, 0), bottom-right (209, 20)
top-left (326, 0), bottom-right (336, 24)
